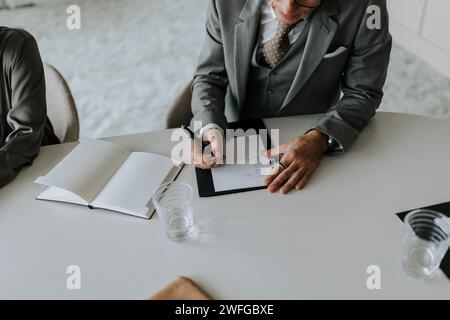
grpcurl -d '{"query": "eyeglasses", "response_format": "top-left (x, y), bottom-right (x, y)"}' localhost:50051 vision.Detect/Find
top-left (294, 0), bottom-right (321, 9)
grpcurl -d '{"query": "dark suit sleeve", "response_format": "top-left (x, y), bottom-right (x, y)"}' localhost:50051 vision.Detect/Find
top-left (312, 0), bottom-right (392, 152)
top-left (0, 34), bottom-right (47, 188)
top-left (190, 0), bottom-right (229, 131)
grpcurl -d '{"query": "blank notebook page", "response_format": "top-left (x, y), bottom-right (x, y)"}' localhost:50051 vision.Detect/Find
top-left (35, 138), bottom-right (130, 203)
top-left (92, 152), bottom-right (175, 217)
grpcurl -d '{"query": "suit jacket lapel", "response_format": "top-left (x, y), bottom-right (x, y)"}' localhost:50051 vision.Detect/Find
top-left (281, 0), bottom-right (339, 109)
top-left (234, 0), bottom-right (262, 113)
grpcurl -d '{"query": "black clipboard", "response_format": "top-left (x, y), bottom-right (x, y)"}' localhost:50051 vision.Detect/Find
top-left (396, 201), bottom-right (450, 281)
top-left (195, 118), bottom-right (271, 197)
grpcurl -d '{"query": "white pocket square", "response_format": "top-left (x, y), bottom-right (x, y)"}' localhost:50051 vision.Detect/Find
top-left (324, 46), bottom-right (347, 59)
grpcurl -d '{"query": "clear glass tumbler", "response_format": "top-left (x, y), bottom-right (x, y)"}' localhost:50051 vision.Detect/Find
top-left (153, 182), bottom-right (194, 242)
top-left (402, 209), bottom-right (450, 279)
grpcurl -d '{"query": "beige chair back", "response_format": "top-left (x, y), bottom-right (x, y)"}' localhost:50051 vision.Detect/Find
top-left (165, 81), bottom-right (194, 128)
top-left (44, 63), bottom-right (80, 143)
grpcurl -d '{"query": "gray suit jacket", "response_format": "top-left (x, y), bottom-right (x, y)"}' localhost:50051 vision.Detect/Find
top-left (191, 0), bottom-right (392, 151)
top-left (0, 28), bottom-right (59, 188)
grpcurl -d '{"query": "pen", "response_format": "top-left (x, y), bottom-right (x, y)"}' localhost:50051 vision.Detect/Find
top-left (181, 125), bottom-right (212, 154)
top-left (181, 125), bottom-right (195, 140)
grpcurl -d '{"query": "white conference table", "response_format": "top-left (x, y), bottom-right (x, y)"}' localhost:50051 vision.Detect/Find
top-left (1, 112), bottom-right (450, 299)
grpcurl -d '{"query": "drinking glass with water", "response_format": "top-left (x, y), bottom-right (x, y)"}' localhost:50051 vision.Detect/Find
top-left (402, 209), bottom-right (450, 279)
top-left (153, 182), bottom-right (195, 242)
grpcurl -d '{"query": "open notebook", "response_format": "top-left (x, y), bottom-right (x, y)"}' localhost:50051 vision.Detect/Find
top-left (35, 138), bottom-right (183, 219)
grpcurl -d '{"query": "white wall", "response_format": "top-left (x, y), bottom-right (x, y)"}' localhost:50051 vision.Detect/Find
top-left (388, 0), bottom-right (450, 78)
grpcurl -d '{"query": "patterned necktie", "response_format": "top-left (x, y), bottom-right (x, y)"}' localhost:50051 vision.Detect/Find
top-left (261, 21), bottom-right (295, 69)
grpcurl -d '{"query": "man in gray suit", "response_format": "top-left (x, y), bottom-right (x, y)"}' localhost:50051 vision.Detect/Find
top-left (190, 0), bottom-right (391, 194)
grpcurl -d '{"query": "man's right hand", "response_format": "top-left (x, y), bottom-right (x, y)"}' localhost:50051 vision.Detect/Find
top-left (191, 128), bottom-right (224, 169)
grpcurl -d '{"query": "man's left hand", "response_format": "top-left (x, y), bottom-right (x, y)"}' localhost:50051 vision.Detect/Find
top-left (262, 129), bottom-right (328, 194)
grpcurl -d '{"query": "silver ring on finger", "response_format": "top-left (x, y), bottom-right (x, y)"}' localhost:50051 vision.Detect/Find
top-left (278, 161), bottom-right (288, 170)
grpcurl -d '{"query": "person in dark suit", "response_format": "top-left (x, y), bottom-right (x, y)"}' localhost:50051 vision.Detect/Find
top-left (190, 0), bottom-right (392, 194)
top-left (0, 27), bottom-right (59, 188)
